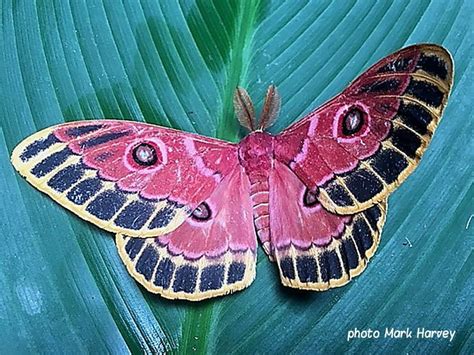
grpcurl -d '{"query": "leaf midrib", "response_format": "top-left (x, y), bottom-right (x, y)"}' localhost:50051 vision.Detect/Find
top-left (216, 1), bottom-right (261, 142)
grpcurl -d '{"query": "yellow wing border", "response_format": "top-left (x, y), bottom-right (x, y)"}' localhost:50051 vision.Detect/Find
top-left (116, 235), bottom-right (256, 301)
top-left (275, 201), bottom-right (387, 291)
top-left (11, 123), bottom-right (196, 237)
top-left (319, 44), bottom-right (453, 214)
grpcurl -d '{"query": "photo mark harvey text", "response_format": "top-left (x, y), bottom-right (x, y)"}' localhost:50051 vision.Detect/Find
top-left (346, 328), bottom-right (456, 342)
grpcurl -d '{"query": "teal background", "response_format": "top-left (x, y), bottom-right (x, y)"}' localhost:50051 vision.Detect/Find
top-left (0, 1), bottom-right (472, 353)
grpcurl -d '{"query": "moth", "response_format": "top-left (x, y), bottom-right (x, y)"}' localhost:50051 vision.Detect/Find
top-left (11, 44), bottom-right (453, 301)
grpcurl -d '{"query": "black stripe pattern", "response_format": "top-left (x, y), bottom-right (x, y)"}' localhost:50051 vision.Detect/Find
top-left (20, 134), bottom-right (60, 162)
top-left (76, 188), bottom-right (187, 231)
top-left (24, 136), bottom-right (187, 231)
top-left (66, 124), bottom-right (104, 138)
top-left (277, 204), bottom-right (383, 286)
top-left (120, 236), bottom-right (252, 297)
top-left (31, 148), bottom-right (75, 178)
top-left (79, 131), bottom-right (131, 149)
top-left (47, 163), bottom-right (88, 192)
top-left (320, 46), bottom-right (451, 212)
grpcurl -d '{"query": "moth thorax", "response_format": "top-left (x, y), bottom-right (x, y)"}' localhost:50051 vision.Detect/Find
top-left (238, 132), bottom-right (273, 180)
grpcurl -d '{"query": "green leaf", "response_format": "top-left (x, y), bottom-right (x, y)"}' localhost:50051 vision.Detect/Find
top-left (1, 1), bottom-right (472, 353)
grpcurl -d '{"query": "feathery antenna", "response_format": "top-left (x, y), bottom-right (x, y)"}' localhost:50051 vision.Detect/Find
top-left (259, 85), bottom-right (281, 130)
top-left (233, 87), bottom-right (256, 131)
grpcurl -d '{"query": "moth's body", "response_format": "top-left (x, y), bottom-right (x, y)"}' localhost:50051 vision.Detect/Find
top-left (239, 131), bottom-right (274, 179)
top-left (238, 131), bottom-right (274, 254)
top-left (11, 44), bottom-right (453, 301)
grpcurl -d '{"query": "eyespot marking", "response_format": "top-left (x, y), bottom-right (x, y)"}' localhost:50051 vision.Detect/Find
top-left (132, 143), bottom-right (158, 166)
top-left (191, 202), bottom-right (211, 221)
top-left (342, 108), bottom-right (365, 136)
top-left (303, 188), bottom-right (319, 207)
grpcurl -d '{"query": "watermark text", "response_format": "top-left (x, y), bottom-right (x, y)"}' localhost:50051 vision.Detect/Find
top-left (346, 327), bottom-right (455, 342)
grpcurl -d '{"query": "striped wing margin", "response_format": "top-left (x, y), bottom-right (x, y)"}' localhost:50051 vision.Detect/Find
top-left (116, 235), bottom-right (256, 301)
top-left (10, 120), bottom-right (238, 237)
top-left (319, 45), bottom-right (453, 213)
top-left (115, 165), bottom-right (257, 301)
top-left (275, 201), bottom-right (387, 290)
top-left (276, 44), bottom-right (453, 215)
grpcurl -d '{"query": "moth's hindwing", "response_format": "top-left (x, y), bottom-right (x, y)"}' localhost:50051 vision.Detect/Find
top-left (276, 201), bottom-right (387, 290)
top-left (115, 165), bottom-right (258, 301)
top-left (116, 235), bottom-right (256, 301)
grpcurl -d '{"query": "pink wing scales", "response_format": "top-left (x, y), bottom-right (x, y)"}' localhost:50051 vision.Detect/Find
top-left (269, 161), bottom-right (387, 289)
top-left (275, 44), bottom-right (453, 214)
top-left (11, 120), bottom-right (238, 237)
top-left (115, 166), bottom-right (257, 301)
top-left (11, 44), bottom-right (454, 299)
